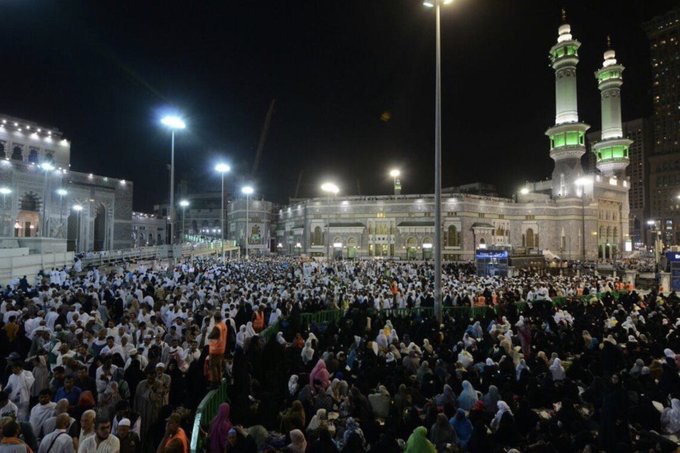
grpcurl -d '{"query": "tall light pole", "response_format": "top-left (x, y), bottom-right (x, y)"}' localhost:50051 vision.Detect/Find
top-left (0, 187), bottom-right (11, 236)
top-left (321, 182), bottom-right (339, 261)
top-left (389, 169), bottom-right (401, 196)
top-left (179, 199), bottom-right (190, 244)
top-left (73, 204), bottom-right (83, 253)
top-left (160, 115), bottom-right (186, 246)
top-left (40, 162), bottom-right (55, 237)
top-left (56, 189), bottom-right (67, 238)
top-left (423, 0), bottom-right (453, 323)
top-left (215, 163), bottom-right (231, 261)
top-left (242, 186), bottom-right (254, 259)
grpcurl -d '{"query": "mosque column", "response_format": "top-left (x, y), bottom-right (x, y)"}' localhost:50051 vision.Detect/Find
top-left (593, 39), bottom-right (632, 178)
top-left (545, 11), bottom-right (589, 197)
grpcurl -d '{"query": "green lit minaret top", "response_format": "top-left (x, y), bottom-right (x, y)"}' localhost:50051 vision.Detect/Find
top-left (545, 10), bottom-right (589, 197)
top-left (593, 37), bottom-right (632, 178)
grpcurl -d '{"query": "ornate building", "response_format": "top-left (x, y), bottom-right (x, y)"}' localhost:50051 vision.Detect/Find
top-left (0, 114), bottom-right (132, 253)
top-left (273, 18), bottom-right (631, 261)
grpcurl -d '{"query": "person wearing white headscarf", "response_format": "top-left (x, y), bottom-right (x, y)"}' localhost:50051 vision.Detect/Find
top-left (661, 398), bottom-right (680, 434)
top-left (245, 321), bottom-right (256, 339)
top-left (491, 401), bottom-right (513, 431)
top-left (288, 375), bottom-right (299, 397)
top-left (276, 332), bottom-right (288, 346)
top-left (269, 308), bottom-right (282, 326)
top-left (516, 359), bottom-right (530, 381)
top-left (376, 330), bottom-right (388, 351)
top-left (550, 358), bottom-right (566, 381)
top-left (235, 325), bottom-right (247, 349)
top-left (301, 339), bottom-right (315, 365)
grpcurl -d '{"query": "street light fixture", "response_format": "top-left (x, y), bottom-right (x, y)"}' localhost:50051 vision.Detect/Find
top-left (242, 185), bottom-right (254, 259)
top-left (39, 162), bottom-right (56, 237)
top-left (424, 0), bottom-right (456, 323)
top-left (215, 163), bottom-right (231, 261)
top-left (160, 114), bottom-right (186, 248)
top-left (179, 199), bottom-right (190, 243)
top-left (72, 204), bottom-right (83, 253)
top-left (0, 187), bottom-right (11, 236)
top-left (56, 189), bottom-right (67, 237)
top-left (321, 182), bottom-right (339, 261)
top-left (389, 169), bottom-right (401, 196)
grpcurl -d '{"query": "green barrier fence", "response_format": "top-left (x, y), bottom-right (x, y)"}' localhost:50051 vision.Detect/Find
top-left (190, 378), bottom-right (229, 453)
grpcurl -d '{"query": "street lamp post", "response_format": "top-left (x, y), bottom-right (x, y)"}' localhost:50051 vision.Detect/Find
top-left (179, 199), bottom-right (190, 244)
top-left (242, 186), bottom-right (254, 259)
top-left (57, 189), bottom-right (67, 238)
top-left (215, 163), bottom-right (231, 261)
top-left (0, 187), bottom-right (11, 236)
top-left (73, 204), bottom-right (83, 253)
top-left (389, 169), bottom-right (401, 196)
top-left (40, 162), bottom-right (55, 237)
top-left (160, 115), bottom-right (186, 247)
top-left (321, 182), bottom-right (339, 261)
top-left (423, 0), bottom-right (453, 323)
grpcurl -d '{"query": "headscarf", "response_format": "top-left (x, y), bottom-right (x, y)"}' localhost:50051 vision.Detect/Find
top-left (516, 359), bottom-right (530, 381)
top-left (450, 408), bottom-right (473, 446)
top-left (309, 359), bottom-right (330, 389)
top-left (661, 399), bottom-right (680, 434)
top-left (405, 426), bottom-right (436, 453)
top-left (307, 408), bottom-right (327, 431)
top-left (236, 325), bottom-right (247, 349)
top-left (492, 401), bottom-right (512, 431)
top-left (457, 380), bottom-right (478, 411)
top-left (209, 403), bottom-right (233, 453)
top-left (288, 429), bottom-right (307, 453)
top-left (288, 375), bottom-right (299, 396)
top-left (301, 340), bottom-right (315, 365)
top-left (550, 358), bottom-right (566, 381)
top-left (482, 385), bottom-right (500, 413)
top-left (276, 332), bottom-right (287, 346)
top-left (629, 358), bottom-right (644, 377)
top-left (435, 384), bottom-right (455, 408)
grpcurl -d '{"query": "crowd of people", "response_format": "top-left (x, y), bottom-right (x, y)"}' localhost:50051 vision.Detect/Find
top-left (0, 256), bottom-right (678, 452)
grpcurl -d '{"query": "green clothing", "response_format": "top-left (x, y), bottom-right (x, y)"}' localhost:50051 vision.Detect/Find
top-left (405, 426), bottom-right (437, 453)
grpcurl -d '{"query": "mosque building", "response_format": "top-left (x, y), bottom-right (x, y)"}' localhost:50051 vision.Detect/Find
top-left (0, 114), bottom-right (132, 260)
top-left (273, 18), bottom-right (631, 261)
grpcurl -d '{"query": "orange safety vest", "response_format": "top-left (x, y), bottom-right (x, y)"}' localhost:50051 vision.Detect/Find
top-left (391, 281), bottom-right (398, 296)
top-left (209, 322), bottom-right (227, 355)
top-left (476, 295), bottom-right (486, 306)
top-left (576, 287), bottom-right (584, 296)
top-left (163, 428), bottom-right (189, 453)
top-left (253, 311), bottom-right (265, 332)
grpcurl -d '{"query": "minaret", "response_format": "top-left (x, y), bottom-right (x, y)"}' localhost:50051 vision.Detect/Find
top-left (593, 38), bottom-right (632, 177)
top-left (545, 10), bottom-right (590, 197)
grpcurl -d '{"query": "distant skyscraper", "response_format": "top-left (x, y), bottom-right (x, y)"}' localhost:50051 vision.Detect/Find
top-left (644, 7), bottom-right (680, 245)
top-left (645, 7), bottom-right (680, 155)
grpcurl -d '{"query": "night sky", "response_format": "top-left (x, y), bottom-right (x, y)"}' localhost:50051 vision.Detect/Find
top-left (0, 0), bottom-right (676, 211)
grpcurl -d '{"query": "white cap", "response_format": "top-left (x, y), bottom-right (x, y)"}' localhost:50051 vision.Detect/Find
top-left (118, 418), bottom-right (131, 427)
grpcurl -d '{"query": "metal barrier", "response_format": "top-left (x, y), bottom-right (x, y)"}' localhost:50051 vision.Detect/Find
top-left (190, 378), bottom-right (229, 453)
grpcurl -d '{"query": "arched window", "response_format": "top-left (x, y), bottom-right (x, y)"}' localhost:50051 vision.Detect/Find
top-left (11, 146), bottom-right (23, 161)
top-left (0, 142), bottom-right (5, 159)
top-left (613, 227), bottom-right (618, 241)
top-left (28, 149), bottom-right (39, 164)
top-left (447, 225), bottom-right (460, 246)
top-left (312, 226), bottom-right (323, 245)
